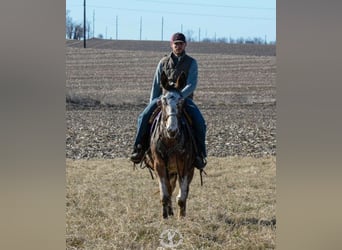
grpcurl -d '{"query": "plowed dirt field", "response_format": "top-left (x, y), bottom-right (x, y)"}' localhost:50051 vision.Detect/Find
top-left (66, 39), bottom-right (276, 159)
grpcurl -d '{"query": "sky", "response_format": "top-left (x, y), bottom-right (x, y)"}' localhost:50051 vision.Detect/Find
top-left (66, 0), bottom-right (276, 42)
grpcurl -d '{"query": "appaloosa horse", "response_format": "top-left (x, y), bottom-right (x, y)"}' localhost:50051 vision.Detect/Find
top-left (144, 71), bottom-right (196, 219)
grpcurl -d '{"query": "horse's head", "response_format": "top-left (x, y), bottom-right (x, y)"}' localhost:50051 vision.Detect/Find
top-left (159, 71), bottom-right (186, 139)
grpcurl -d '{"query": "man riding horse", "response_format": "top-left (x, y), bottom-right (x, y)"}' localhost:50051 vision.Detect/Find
top-left (130, 32), bottom-right (207, 170)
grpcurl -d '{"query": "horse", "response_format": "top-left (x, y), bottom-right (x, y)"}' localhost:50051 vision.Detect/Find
top-left (144, 71), bottom-right (196, 219)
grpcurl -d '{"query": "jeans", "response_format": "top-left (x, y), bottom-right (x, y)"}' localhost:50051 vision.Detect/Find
top-left (183, 98), bottom-right (207, 157)
top-left (134, 98), bottom-right (159, 149)
top-left (134, 98), bottom-right (207, 157)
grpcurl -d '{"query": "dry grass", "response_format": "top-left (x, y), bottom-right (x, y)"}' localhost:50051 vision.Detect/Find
top-left (66, 157), bottom-right (275, 249)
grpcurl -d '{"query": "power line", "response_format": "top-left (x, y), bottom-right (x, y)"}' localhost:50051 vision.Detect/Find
top-left (135, 0), bottom-right (275, 11)
top-left (69, 0), bottom-right (275, 11)
top-left (85, 5), bottom-right (274, 21)
top-left (66, 1), bottom-right (275, 41)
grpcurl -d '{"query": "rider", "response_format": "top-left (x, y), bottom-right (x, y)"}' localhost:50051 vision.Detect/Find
top-left (130, 32), bottom-right (207, 170)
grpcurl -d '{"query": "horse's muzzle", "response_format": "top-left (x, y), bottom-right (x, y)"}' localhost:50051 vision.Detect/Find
top-left (167, 128), bottom-right (179, 139)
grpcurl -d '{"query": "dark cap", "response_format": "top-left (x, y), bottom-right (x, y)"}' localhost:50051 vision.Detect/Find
top-left (171, 32), bottom-right (186, 43)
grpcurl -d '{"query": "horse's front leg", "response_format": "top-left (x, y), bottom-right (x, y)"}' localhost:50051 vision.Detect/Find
top-left (167, 173), bottom-right (178, 217)
top-left (156, 163), bottom-right (172, 219)
top-left (160, 178), bottom-right (170, 219)
top-left (176, 175), bottom-right (190, 218)
top-left (177, 166), bottom-right (194, 218)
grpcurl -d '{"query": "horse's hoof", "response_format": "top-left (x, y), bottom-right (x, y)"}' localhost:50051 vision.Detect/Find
top-left (178, 212), bottom-right (186, 218)
top-left (177, 199), bottom-right (184, 207)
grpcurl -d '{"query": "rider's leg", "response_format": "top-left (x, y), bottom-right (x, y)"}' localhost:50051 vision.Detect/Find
top-left (184, 98), bottom-right (207, 169)
top-left (131, 98), bottom-right (158, 163)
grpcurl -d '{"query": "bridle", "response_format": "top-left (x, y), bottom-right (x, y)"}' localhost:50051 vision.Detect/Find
top-left (159, 92), bottom-right (183, 140)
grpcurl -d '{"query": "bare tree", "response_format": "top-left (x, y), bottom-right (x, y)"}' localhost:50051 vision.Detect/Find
top-left (66, 10), bottom-right (74, 39)
top-left (217, 37), bottom-right (228, 43)
top-left (236, 37), bottom-right (245, 44)
top-left (73, 24), bottom-right (84, 40)
top-left (202, 37), bottom-right (212, 43)
top-left (185, 29), bottom-right (194, 42)
top-left (253, 37), bottom-right (264, 44)
top-left (66, 10), bottom-right (90, 40)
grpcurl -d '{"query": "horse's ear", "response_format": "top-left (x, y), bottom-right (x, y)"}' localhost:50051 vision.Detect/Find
top-left (160, 71), bottom-right (169, 90)
top-left (176, 71), bottom-right (186, 90)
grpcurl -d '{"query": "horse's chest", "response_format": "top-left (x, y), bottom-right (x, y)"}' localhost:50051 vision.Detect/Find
top-left (156, 137), bottom-right (184, 158)
top-left (167, 156), bottom-right (178, 173)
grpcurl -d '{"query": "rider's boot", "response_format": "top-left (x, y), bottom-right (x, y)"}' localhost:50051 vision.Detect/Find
top-left (130, 144), bottom-right (145, 164)
top-left (193, 154), bottom-right (207, 170)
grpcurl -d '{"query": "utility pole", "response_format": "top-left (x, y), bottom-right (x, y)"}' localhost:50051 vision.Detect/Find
top-left (161, 16), bottom-right (164, 41)
top-left (93, 10), bottom-right (95, 38)
top-left (83, 0), bottom-right (86, 48)
top-left (140, 16), bottom-right (142, 40)
top-left (198, 28), bottom-right (201, 42)
top-left (116, 15), bottom-right (118, 40)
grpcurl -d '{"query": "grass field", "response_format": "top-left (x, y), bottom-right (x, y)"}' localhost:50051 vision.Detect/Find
top-left (66, 157), bottom-right (275, 249)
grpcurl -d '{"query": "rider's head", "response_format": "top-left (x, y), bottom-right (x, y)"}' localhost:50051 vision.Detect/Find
top-left (170, 32), bottom-right (187, 56)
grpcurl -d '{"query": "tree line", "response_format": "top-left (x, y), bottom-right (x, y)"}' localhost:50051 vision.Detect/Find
top-left (185, 30), bottom-right (275, 45)
top-left (66, 10), bottom-right (91, 40)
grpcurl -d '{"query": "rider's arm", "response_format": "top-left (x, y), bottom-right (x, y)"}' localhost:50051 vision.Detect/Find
top-left (180, 59), bottom-right (198, 99)
top-left (149, 61), bottom-right (163, 103)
